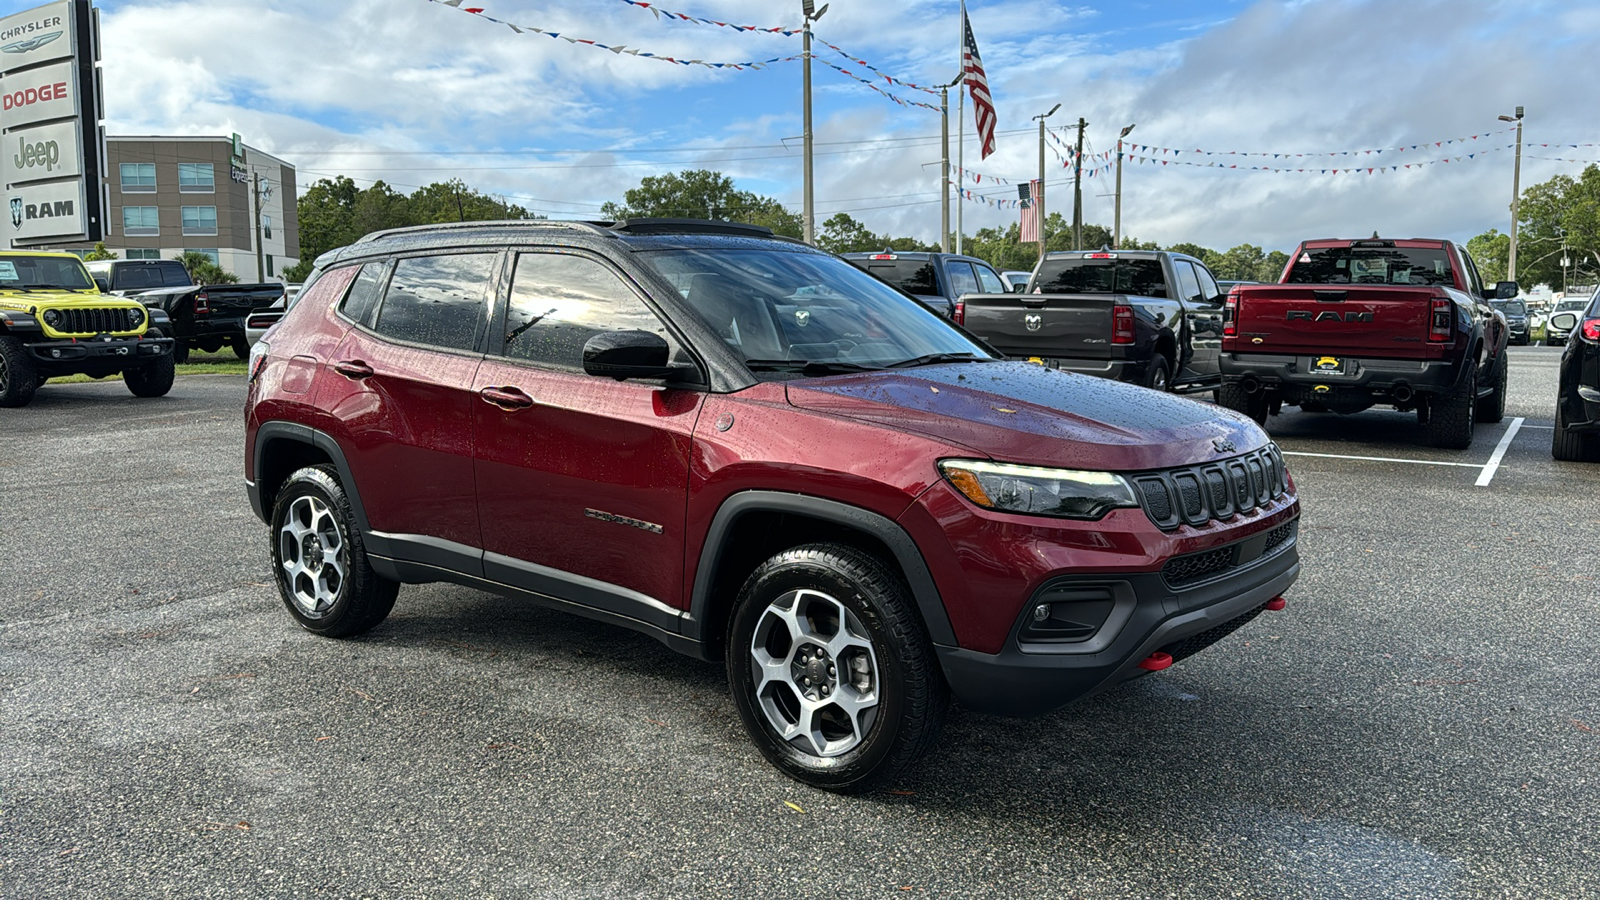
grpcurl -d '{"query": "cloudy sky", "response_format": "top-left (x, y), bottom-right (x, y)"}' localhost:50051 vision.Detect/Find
top-left (7, 0), bottom-right (1596, 253)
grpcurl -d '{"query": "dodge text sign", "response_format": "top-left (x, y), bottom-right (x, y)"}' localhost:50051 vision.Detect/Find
top-left (0, 60), bottom-right (76, 129)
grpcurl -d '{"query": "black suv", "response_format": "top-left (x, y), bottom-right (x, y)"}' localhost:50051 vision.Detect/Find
top-left (841, 250), bottom-right (1011, 318)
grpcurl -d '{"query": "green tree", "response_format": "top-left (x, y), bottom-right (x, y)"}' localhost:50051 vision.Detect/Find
top-left (84, 242), bottom-right (118, 261)
top-left (174, 251), bottom-right (238, 285)
top-left (1466, 229), bottom-right (1510, 284)
top-left (817, 213), bottom-right (878, 254)
top-left (281, 259), bottom-right (315, 283)
top-left (1257, 250), bottom-right (1290, 283)
top-left (1511, 164), bottom-right (1600, 288)
top-left (602, 169), bottom-right (802, 238)
top-left (1213, 244), bottom-right (1267, 281)
top-left (407, 178), bottom-right (533, 224)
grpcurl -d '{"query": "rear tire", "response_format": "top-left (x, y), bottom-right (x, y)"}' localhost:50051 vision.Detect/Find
top-left (1143, 356), bottom-right (1172, 392)
top-left (1217, 381), bottom-right (1268, 425)
top-left (1552, 399), bottom-right (1600, 462)
top-left (231, 335), bottom-right (250, 359)
top-left (1423, 359), bottom-right (1476, 449)
top-left (1475, 351), bottom-right (1508, 425)
top-left (0, 335), bottom-right (38, 408)
top-left (270, 465), bottom-right (399, 637)
top-left (125, 328), bottom-right (176, 398)
top-left (726, 543), bottom-right (947, 793)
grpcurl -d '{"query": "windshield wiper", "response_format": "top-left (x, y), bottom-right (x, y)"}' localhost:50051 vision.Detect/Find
top-left (886, 352), bottom-right (988, 368)
top-left (27, 284), bottom-right (90, 291)
top-left (744, 358), bottom-right (883, 376)
top-left (0, 285), bottom-right (33, 293)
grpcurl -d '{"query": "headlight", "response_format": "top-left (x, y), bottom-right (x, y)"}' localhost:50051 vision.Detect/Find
top-left (126, 305), bottom-right (145, 328)
top-left (938, 460), bottom-right (1140, 520)
top-left (42, 309), bottom-right (62, 328)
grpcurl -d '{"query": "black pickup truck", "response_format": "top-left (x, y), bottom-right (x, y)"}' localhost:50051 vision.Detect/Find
top-left (842, 250), bottom-right (1012, 319)
top-left (85, 259), bottom-right (285, 362)
top-left (955, 250), bottom-right (1228, 392)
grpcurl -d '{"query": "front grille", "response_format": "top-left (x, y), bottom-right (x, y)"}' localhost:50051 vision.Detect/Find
top-left (1160, 604), bottom-right (1265, 663)
top-left (1162, 546), bottom-right (1235, 586)
top-left (49, 307), bottom-right (141, 335)
top-left (1261, 521), bottom-right (1294, 554)
top-left (1132, 444), bottom-right (1288, 531)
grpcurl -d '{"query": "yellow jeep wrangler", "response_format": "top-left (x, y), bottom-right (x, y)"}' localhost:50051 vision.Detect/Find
top-left (0, 251), bottom-right (176, 408)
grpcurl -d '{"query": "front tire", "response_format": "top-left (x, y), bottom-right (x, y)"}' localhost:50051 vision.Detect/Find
top-left (125, 328), bottom-right (176, 398)
top-left (270, 465), bottom-right (398, 637)
top-left (727, 543), bottom-right (947, 793)
top-left (1217, 381), bottom-right (1268, 425)
top-left (1475, 351), bottom-right (1508, 425)
top-left (231, 335), bottom-right (250, 359)
top-left (0, 334), bottom-right (38, 408)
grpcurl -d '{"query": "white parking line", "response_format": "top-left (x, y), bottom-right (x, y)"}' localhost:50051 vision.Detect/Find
top-left (1281, 451), bottom-right (1482, 468)
top-left (1475, 417), bottom-right (1525, 487)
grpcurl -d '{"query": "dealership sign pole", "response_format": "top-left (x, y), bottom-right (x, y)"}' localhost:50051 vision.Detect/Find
top-left (0, 0), bottom-right (106, 247)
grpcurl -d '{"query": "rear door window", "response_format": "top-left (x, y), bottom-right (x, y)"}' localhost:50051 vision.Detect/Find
top-left (372, 253), bottom-right (497, 352)
top-left (1034, 258), bottom-right (1168, 296)
top-left (944, 261), bottom-right (978, 296)
top-left (499, 251), bottom-right (678, 369)
top-left (974, 264), bottom-right (1007, 294)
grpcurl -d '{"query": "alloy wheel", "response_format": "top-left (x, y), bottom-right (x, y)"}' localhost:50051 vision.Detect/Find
top-left (749, 589), bottom-right (881, 758)
top-left (277, 494), bottom-right (348, 618)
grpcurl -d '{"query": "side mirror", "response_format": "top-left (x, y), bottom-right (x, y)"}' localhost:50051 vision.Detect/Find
top-left (1549, 312), bottom-right (1580, 333)
top-left (1494, 281), bottom-right (1519, 300)
top-left (92, 276), bottom-right (109, 293)
top-left (1011, 281), bottom-right (1028, 294)
top-left (583, 330), bottom-right (687, 381)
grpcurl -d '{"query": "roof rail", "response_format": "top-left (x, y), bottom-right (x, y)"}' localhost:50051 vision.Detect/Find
top-left (603, 218), bottom-right (775, 237)
top-left (354, 219), bottom-right (611, 245)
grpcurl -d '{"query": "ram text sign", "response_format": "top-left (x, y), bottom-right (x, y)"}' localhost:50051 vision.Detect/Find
top-left (6, 178), bottom-right (83, 241)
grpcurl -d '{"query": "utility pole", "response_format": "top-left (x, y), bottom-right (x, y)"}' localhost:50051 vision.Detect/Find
top-left (1072, 117), bottom-right (1086, 250)
top-left (1498, 106), bottom-right (1525, 282)
top-left (800, 1), bottom-right (828, 245)
top-left (1033, 104), bottom-right (1061, 261)
top-left (251, 171), bottom-right (271, 282)
top-left (1115, 123), bottom-right (1135, 250)
top-left (939, 74), bottom-right (963, 254)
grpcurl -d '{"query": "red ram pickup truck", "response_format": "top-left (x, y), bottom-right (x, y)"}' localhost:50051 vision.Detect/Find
top-left (1217, 238), bottom-right (1515, 449)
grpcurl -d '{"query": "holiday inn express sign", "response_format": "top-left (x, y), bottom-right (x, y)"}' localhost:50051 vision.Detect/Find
top-left (0, 0), bottom-right (105, 246)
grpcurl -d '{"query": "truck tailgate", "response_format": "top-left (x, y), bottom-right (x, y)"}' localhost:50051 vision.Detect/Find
top-left (1228, 285), bottom-right (1437, 356)
top-left (961, 292), bottom-right (1117, 360)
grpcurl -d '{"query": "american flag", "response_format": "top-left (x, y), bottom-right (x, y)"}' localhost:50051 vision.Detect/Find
top-left (961, 3), bottom-right (996, 159)
top-left (1020, 179), bottom-right (1042, 243)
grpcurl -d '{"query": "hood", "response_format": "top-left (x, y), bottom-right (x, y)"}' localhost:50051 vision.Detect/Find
top-left (786, 361), bottom-right (1266, 471)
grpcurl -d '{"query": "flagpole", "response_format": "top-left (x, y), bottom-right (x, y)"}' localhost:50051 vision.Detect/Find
top-left (956, 2), bottom-right (966, 255)
top-left (940, 84), bottom-right (950, 254)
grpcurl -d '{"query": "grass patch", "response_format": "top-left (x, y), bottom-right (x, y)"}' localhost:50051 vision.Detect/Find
top-left (45, 350), bottom-right (247, 384)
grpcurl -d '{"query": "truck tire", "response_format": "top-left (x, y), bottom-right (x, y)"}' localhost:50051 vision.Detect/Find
top-left (198, 338), bottom-right (223, 354)
top-left (726, 543), bottom-right (947, 793)
top-left (0, 335), bottom-right (38, 408)
top-left (171, 338), bottom-right (190, 365)
top-left (231, 335), bottom-right (250, 359)
top-left (1143, 356), bottom-right (1172, 392)
top-left (1475, 351), bottom-right (1507, 425)
top-left (270, 465), bottom-right (399, 637)
top-left (1423, 359), bottom-right (1476, 449)
top-left (1216, 382), bottom-right (1267, 425)
top-left (1552, 401), bottom-right (1600, 462)
top-left (125, 328), bottom-right (176, 398)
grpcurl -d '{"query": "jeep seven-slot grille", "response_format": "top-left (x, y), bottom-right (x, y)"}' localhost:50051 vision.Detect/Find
top-left (1131, 444), bottom-right (1287, 531)
top-left (51, 307), bottom-right (141, 335)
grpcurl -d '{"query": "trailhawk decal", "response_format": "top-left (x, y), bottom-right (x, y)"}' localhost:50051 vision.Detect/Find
top-left (584, 508), bottom-right (665, 535)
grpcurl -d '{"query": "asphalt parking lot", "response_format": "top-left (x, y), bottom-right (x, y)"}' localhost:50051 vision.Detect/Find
top-left (3, 345), bottom-right (1597, 899)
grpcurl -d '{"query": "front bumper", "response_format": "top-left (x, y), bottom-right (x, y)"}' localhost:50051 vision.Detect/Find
top-left (1019, 354), bottom-right (1148, 385)
top-left (1220, 352), bottom-right (1461, 397)
top-left (27, 334), bottom-right (174, 370)
top-left (938, 530), bottom-right (1300, 716)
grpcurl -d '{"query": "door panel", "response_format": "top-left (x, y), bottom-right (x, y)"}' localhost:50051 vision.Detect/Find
top-left (1184, 263), bottom-right (1225, 379)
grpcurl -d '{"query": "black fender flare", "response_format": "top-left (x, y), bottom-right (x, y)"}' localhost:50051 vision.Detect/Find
top-left (248, 421), bottom-right (370, 532)
top-left (684, 490), bottom-right (957, 651)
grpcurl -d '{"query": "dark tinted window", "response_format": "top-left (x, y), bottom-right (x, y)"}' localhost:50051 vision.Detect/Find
top-left (1174, 261), bottom-right (1203, 303)
top-left (1194, 265), bottom-right (1221, 303)
top-left (1034, 258), bottom-right (1168, 296)
top-left (944, 261), bottom-right (978, 296)
top-left (372, 253), bottom-right (495, 351)
top-left (111, 261), bottom-right (192, 291)
top-left (1494, 300), bottom-right (1526, 315)
top-left (501, 252), bottom-right (672, 368)
top-left (339, 262), bottom-right (390, 326)
top-left (856, 256), bottom-right (938, 296)
top-left (975, 264), bottom-right (1007, 294)
top-left (1287, 246), bottom-right (1455, 286)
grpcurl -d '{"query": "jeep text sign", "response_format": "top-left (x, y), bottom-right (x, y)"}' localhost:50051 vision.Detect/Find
top-left (0, 59), bottom-right (75, 129)
top-left (0, 1), bottom-right (71, 69)
top-left (6, 177), bottom-right (83, 241)
top-left (1, 119), bottom-right (80, 185)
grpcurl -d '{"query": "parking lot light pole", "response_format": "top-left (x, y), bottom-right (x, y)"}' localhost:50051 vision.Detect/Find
top-left (939, 73), bottom-right (963, 253)
top-left (1032, 104), bottom-right (1061, 260)
top-left (801, 1), bottom-right (829, 245)
top-left (1498, 107), bottom-right (1525, 281)
top-left (1115, 123), bottom-right (1135, 250)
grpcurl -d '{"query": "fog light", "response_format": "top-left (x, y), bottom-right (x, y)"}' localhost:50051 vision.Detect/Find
top-left (50, 348), bottom-right (61, 358)
top-left (1032, 604), bottom-right (1051, 622)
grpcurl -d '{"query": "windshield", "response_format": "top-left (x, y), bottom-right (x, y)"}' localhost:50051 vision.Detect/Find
top-left (1033, 258), bottom-right (1168, 296)
top-left (1495, 300), bottom-right (1526, 315)
top-left (1287, 246), bottom-right (1455, 286)
top-left (110, 261), bottom-right (192, 291)
top-left (0, 255), bottom-right (96, 291)
top-left (1556, 299), bottom-right (1587, 311)
top-left (849, 256), bottom-right (938, 296)
top-left (646, 248), bottom-right (992, 373)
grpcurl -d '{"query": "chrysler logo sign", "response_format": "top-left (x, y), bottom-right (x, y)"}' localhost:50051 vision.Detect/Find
top-left (1, 30), bottom-right (60, 53)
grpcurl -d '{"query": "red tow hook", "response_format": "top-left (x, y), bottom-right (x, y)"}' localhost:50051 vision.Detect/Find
top-left (1138, 651), bottom-right (1173, 672)
top-left (1265, 596), bottom-right (1287, 612)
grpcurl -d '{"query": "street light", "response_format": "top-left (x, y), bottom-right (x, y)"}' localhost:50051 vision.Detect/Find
top-left (800, 1), bottom-right (829, 245)
top-left (1031, 103), bottom-right (1061, 259)
top-left (1115, 123), bottom-right (1135, 249)
top-left (1498, 107), bottom-right (1525, 282)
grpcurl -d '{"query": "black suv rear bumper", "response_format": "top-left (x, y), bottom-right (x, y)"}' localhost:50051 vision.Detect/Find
top-left (936, 529), bottom-right (1299, 717)
top-left (1220, 352), bottom-right (1461, 396)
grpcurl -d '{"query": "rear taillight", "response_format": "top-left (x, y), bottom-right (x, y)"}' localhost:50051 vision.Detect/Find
top-left (1582, 317), bottom-right (1600, 342)
top-left (1223, 289), bottom-right (1240, 337)
top-left (247, 339), bottom-right (269, 383)
top-left (1428, 298), bottom-right (1452, 342)
top-left (953, 298), bottom-right (965, 325)
top-left (1112, 304), bottom-right (1135, 344)
top-left (194, 292), bottom-right (211, 315)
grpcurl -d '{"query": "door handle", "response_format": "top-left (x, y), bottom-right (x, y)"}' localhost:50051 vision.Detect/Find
top-left (479, 386), bottom-right (535, 410)
top-left (333, 360), bottom-right (374, 379)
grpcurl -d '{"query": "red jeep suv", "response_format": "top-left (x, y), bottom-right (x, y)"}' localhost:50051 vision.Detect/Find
top-left (245, 219), bottom-right (1300, 791)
